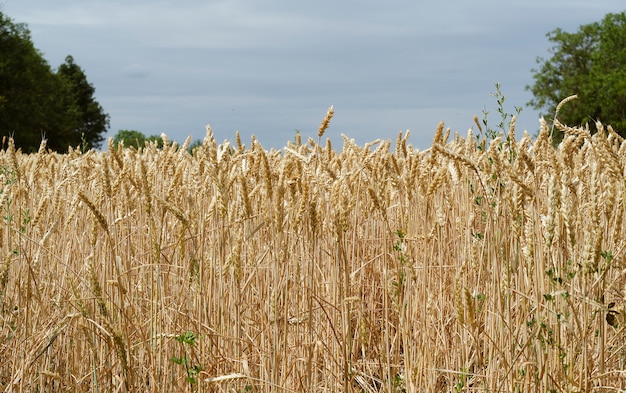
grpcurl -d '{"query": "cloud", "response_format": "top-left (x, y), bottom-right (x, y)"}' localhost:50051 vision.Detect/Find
top-left (122, 63), bottom-right (149, 78)
top-left (3, 0), bottom-right (622, 150)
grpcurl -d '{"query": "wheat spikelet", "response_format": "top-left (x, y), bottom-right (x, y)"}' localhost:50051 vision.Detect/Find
top-left (28, 148), bottom-right (47, 188)
top-left (99, 155), bottom-right (112, 199)
top-left (464, 128), bottom-right (476, 155)
top-left (442, 127), bottom-right (451, 145)
top-left (602, 176), bottom-right (616, 224)
top-left (325, 138), bottom-right (333, 162)
top-left (554, 118), bottom-right (591, 140)
top-left (518, 141), bottom-right (536, 176)
top-left (511, 184), bottom-right (524, 240)
top-left (400, 130), bottom-right (409, 158)
top-left (37, 138), bottom-right (48, 154)
top-left (368, 186), bottom-right (387, 221)
top-left (337, 182), bottom-right (352, 233)
top-left (507, 115), bottom-right (517, 143)
top-left (473, 115), bottom-right (483, 134)
top-left (78, 191), bottom-right (109, 236)
top-left (510, 163), bottom-right (534, 200)
top-left (606, 124), bottom-right (623, 144)
top-left (424, 163), bottom-right (447, 199)
top-left (395, 131), bottom-right (404, 158)
top-left (108, 137), bottom-right (124, 170)
top-left (591, 123), bottom-right (622, 180)
top-left (581, 162), bottom-right (602, 273)
top-left (239, 173), bottom-right (252, 218)
top-left (273, 180), bottom-right (286, 232)
top-left (235, 130), bottom-right (244, 152)
top-left (204, 124), bottom-right (218, 165)
top-left (432, 143), bottom-right (477, 175)
top-left (554, 94), bottom-right (578, 118)
top-left (432, 122), bottom-right (445, 146)
top-left (139, 157), bottom-right (153, 211)
top-left (7, 138), bottom-right (20, 183)
top-left (259, 145), bottom-right (273, 202)
top-left (308, 195), bottom-right (319, 235)
top-left (85, 254), bottom-right (107, 318)
top-left (318, 105), bottom-right (334, 139)
top-left (535, 117), bottom-right (552, 152)
top-left (389, 153), bottom-right (401, 179)
top-left (181, 135), bottom-right (192, 152)
top-left (165, 164), bottom-right (184, 201)
top-left (32, 193), bottom-right (50, 229)
top-left (464, 288), bottom-right (476, 329)
top-left (295, 167), bottom-right (310, 230)
top-left (155, 195), bottom-right (189, 228)
top-left (558, 135), bottom-right (577, 175)
top-left (447, 160), bottom-right (460, 186)
top-left (226, 224), bottom-right (244, 283)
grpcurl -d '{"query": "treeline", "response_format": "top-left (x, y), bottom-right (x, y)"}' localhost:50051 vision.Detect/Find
top-left (0, 11), bottom-right (108, 152)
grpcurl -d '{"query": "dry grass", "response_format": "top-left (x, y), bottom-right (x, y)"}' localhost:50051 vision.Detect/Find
top-left (0, 109), bottom-right (625, 392)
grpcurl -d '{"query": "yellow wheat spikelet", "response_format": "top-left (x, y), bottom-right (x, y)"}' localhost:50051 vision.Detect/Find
top-left (318, 105), bottom-right (334, 139)
top-left (7, 138), bottom-right (20, 183)
top-left (555, 94), bottom-right (578, 118)
top-left (236, 130), bottom-right (243, 152)
top-left (473, 115), bottom-right (483, 134)
top-left (155, 196), bottom-right (189, 228)
top-left (78, 191), bottom-right (109, 236)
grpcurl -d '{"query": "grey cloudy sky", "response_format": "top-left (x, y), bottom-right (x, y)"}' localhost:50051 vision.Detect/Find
top-left (2, 1), bottom-right (623, 150)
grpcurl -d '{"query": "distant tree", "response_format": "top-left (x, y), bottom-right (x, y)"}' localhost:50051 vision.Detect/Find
top-left (527, 12), bottom-right (626, 141)
top-left (113, 130), bottom-right (163, 149)
top-left (0, 11), bottom-right (109, 152)
top-left (146, 135), bottom-right (164, 148)
top-left (113, 130), bottom-right (147, 149)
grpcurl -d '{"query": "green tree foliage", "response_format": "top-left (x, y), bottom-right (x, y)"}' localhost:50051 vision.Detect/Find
top-left (0, 12), bottom-right (60, 150)
top-left (0, 11), bottom-right (108, 152)
top-left (54, 55), bottom-right (109, 151)
top-left (527, 12), bottom-right (626, 141)
top-left (113, 130), bottom-right (163, 149)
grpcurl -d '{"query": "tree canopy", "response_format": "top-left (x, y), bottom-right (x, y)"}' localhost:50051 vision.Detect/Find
top-left (113, 130), bottom-right (164, 149)
top-left (527, 12), bottom-right (626, 140)
top-left (0, 11), bottom-right (109, 152)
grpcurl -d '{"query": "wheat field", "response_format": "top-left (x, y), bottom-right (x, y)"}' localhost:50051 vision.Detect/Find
top-left (0, 107), bottom-right (625, 392)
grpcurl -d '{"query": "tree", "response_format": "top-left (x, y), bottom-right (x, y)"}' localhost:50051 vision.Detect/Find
top-left (0, 11), bottom-right (108, 152)
top-left (0, 11), bottom-right (61, 150)
top-left (527, 12), bottom-right (626, 141)
top-left (54, 55), bottom-right (109, 151)
top-left (113, 130), bottom-right (163, 149)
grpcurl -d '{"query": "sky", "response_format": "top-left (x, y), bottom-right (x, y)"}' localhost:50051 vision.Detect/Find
top-left (1, 1), bottom-right (623, 150)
